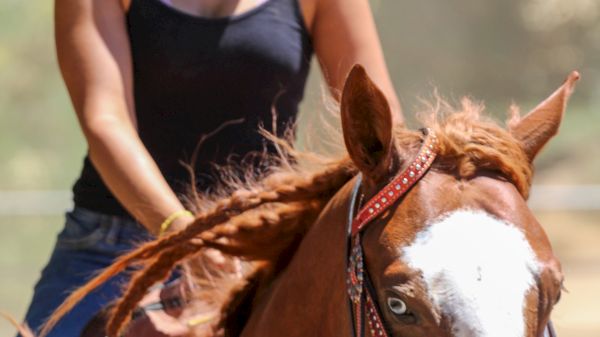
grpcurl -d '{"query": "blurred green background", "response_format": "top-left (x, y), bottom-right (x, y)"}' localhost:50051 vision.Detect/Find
top-left (1, 0), bottom-right (599, 336)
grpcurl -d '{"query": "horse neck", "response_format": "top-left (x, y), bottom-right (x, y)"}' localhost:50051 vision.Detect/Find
top-left (241, 180), bottom-right (357, 337)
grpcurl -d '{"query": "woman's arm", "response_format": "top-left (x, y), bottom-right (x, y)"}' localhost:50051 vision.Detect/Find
top-left (55, 0), bottom-right (192, 233)
top-left (307, 0), bottom-right (403, 122)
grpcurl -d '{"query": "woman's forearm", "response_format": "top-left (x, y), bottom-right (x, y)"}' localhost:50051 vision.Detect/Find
top-left (84, 112), bottom-right (189, 234)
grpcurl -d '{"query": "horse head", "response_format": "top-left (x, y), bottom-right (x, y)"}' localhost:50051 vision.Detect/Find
top-left (340, 65), bottom-right (579, 337)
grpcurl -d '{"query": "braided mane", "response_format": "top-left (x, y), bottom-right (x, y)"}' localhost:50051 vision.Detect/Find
top-left (41, 98), bottom-right (533, 337)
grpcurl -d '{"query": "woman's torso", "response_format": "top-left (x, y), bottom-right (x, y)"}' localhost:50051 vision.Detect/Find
top-left (73, 0), bottom-right (313, 216)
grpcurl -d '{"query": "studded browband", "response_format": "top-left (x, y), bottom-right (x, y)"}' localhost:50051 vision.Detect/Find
top-left (346, 129), bottom-right (438, 337)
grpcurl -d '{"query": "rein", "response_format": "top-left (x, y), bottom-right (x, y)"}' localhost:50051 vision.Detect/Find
top-left (346, 129), bottom-right (438, 337)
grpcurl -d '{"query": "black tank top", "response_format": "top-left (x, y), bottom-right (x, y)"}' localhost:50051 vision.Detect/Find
top-left (72, 0), bottom-right (313, 216)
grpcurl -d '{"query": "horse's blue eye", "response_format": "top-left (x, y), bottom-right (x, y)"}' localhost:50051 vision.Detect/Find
top-left (387, 297), bottom-right (408, 315)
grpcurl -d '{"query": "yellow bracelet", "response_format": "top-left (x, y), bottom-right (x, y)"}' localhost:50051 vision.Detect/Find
top-left (159, 210), bottom-right (193, 236)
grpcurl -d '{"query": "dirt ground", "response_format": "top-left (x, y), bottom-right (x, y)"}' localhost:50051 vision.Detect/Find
top-left (537, 211), bottom-right (600, 337)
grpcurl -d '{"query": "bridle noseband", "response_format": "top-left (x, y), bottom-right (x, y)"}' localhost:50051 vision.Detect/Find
top-left (346, 129), bottom-right (438, 337)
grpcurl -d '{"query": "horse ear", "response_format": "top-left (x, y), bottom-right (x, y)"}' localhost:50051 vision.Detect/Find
top-left (341, 65), bottom-right (398, 182)
top-left (510, 71), bottom-right (580, 161)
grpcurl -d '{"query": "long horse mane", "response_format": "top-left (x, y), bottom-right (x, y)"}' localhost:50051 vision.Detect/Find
top-left (41, 98), bottom-right (533, 337)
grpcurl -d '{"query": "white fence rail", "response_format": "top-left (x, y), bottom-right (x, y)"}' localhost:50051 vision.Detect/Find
top-left (0, 185), bottom-right (599, 216)
top-left (527, 185), bottom-right (600, 211)
top-left (0, 190), bottom-right (72, 216)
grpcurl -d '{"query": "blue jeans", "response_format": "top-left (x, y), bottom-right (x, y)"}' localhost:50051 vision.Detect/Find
top-left (20, 207), bottom-right (153, 337)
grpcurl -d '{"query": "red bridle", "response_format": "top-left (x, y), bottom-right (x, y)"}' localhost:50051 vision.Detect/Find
top-left (346, 129), bottom-right (439, 337)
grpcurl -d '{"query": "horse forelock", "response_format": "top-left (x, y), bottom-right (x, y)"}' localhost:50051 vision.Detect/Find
top-left (393, 97), bottom-right (533, 199)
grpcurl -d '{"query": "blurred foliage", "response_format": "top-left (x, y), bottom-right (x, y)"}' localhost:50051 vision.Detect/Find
top-left (371, 0), bottom-right (599, 107)
top-left (0, 1), bottom-right (85, 190)
top-left (1, 0), bottom-right (599, 191)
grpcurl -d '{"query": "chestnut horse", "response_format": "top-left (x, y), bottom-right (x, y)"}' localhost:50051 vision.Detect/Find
top-left (40, 65), bottom-right (578, 337)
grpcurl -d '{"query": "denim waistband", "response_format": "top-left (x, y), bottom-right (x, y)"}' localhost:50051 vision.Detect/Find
top-left (59, 206), bottom-right (153, 250)
top-left (72, 206), bottom-right (140, 227)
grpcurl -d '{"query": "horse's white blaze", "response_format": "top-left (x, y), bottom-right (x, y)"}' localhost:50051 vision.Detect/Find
top-left (402, 210), bottom-right (541, 337)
